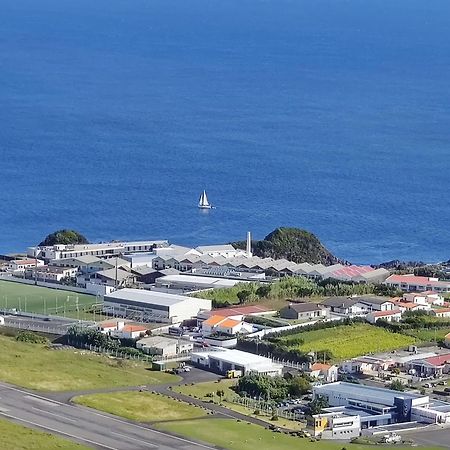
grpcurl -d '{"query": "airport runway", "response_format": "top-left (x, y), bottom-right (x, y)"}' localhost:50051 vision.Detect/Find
top-left (0, 382), bottom-right (213, 450)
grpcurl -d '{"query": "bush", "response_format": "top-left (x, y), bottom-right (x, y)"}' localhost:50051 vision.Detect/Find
top-left (16, 331), bottom-right (48, 344)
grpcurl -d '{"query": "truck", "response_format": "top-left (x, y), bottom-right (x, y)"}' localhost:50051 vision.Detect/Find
top-left (226, 369), bottom-right (243, 379)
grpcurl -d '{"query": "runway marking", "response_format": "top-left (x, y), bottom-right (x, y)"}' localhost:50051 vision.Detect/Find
top-left (0, 410), bottom-right (119, 450)
top-left (0, 382), bottom-right (215, 449)
top-left (25, 395), bottom-right (60, 407)
top-left (31, 406), bottom-right (77, 423)
top-left (111, 431), bottom-right (158, 448)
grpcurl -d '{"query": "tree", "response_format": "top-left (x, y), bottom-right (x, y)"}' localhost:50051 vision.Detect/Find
top-left (237, 289), bottom-right (253, 304)
top-left (216, 390), bottom-right (225, 403)
top-left (308, 395), bottom-right (329, 415)
top-left (39, 229), bottom-right (89, 246)
top-left (288, 375), bottom-right (311, 397)
top-left (388, 380), bottom-right (405, 392)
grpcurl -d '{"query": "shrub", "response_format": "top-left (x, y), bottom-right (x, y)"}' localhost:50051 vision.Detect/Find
top-left (16, 331), bottom-right (48, 344)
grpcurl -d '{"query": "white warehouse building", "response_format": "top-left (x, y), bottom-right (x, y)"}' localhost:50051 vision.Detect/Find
top-left (103, 288), bottom-right (211, 323)
top-left (191, 349), bottom-right (283, 377)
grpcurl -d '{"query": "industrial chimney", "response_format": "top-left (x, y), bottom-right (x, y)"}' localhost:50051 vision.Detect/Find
top-left (246, 231), bottom-right (252, 257)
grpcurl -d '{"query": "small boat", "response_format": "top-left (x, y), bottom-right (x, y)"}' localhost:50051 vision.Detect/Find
top-left (198, 190), bottom-right (212, 209)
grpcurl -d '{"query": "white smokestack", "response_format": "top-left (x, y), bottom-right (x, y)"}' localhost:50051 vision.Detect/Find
top-left (246, 231), bottom-right (252, 257)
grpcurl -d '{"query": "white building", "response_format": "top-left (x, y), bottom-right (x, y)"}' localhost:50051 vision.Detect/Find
top-left (24, 265), bottom-right (78, 283)
top-left (136, 336), bottom-right (193, 357)
top-left (313, 382), bottom-right (450, 426)
top-left (366, 310), bottom-right (402, 324)
top-left (191, 349), bottom-right (283, 376)
top-left (201, 315), bottom-right (253, 336)
top-left (28, 240), bottom-right (168, 262)
top-left (8, 259), bottom-right (44, 273)
top-left (384, 274), bottom-right (450, 293)
top-left (103, 288), bottom-right (211, 323)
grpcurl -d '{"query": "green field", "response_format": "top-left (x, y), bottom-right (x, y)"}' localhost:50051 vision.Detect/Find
top-left (173, 380), bottom-right (303, 430)
top-left (157, 418), bottom-right (440, 450)
top-left (279, 324), bottom-right (416, 360)
top-left (73, 391), bottom-right (208, 422)
top-left (0, 280), bottom-right (101, 318)
top-left (401, 328), bottom-right (450, 342)
top-left (0, 334), bottom-right (177, 391)
top-left (0, 418), bottom-right (89, 450)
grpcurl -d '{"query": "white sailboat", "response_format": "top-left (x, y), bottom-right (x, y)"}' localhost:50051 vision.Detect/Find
top-left (198, 190), bottom-right (212, 209)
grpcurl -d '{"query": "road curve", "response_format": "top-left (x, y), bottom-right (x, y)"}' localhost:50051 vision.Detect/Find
top-left (0, 382), bottom-right (214, 450)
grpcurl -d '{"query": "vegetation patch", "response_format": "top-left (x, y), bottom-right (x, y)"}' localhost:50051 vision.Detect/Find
top-left (0, 418), bottom-right (89, 450)
top-left (73, 391), bottom-right (208, 422)
top-left (277, 324), bottom-right (416, 360)
top-left (193, 276), bottom-right (394, 308)
top-left (0, 335), bottom-right (177, 391)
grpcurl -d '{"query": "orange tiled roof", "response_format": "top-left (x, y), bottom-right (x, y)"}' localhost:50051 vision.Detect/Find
top-left (122, 325), bottom-right (148, 333)
top-left (311, 363), bottom-right (332, 371)
top-left (203, 315), bottom-right (227, 326)
top-left (217, 318), bottom-right (241, 328)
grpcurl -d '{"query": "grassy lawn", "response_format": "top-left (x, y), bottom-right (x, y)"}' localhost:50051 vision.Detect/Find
top-left (173, 379), bottom-right (304, 430)
top-left (173, 379), bottom-right (237, 400)
top-left (0, 335), bottom-right (177, 391)
top-left (73, 391), bottom-right (208, 422)
top-left (0, 418), bottom-right (89, 450)
top-left (278, 324), bottom-right (416, 360)
top-left (157, 418), bottom-right (440, 450)
top-left (0, 280), bottom-right (100, 317)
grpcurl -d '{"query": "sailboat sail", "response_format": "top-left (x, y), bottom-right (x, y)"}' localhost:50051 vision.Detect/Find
top-left (198, 190), bottom-right (211, 208)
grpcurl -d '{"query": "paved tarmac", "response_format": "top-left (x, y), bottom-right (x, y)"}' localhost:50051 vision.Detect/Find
top-left (0, 382), bottom-right (214, 450)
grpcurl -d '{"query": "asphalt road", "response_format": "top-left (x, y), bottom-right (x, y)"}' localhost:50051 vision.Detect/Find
top-left (0, 382), bottom-right (213, 450)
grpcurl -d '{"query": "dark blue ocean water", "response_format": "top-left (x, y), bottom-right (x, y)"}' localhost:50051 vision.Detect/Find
top-left (1, 0), bottom-right (449, 264)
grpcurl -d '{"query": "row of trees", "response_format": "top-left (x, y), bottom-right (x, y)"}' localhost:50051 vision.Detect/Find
top-left (196, 276), bottom-right (399, 308)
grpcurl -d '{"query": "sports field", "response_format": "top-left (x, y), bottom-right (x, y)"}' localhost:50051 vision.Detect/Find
top-left (278, 323), bottom-right (416, 360)
top-left (0, 280), bottom-right (100, 317)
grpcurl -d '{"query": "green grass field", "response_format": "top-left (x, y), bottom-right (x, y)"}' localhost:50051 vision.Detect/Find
top-left (0, 280), bottom-right (101, 318)
top-left (173, 380), bottom-right (303, 430)
top-left (279, 324), bottom-right (416, 360)
top-left (0, 334), bottom-right (178, 391)
top-left (401, 328), bottom-right (450, 342)
top-left (0, 418), bottom-right (89, 450)
top-left (157, 418), bottom-right (440, 450)
top-left (73, 391), bottom-right (208, 422)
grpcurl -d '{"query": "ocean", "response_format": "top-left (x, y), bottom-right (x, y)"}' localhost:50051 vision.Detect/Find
top-left (0, 0), bottom-right (449, 264)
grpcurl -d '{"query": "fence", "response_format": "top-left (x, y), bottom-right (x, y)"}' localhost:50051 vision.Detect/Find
top-left (66, 339), bottom-right (154, 364)
top-left (1, 319), bottom-right (72, 335)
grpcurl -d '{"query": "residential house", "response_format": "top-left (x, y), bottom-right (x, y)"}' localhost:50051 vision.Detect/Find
top-left (366, 309), bottom-right (402, 324)
top-left (279, 303), bottom-right (329, 320)
top-left (308, 363), bottom-right (338, 382)
top-left (24, 265), bottom-right (78, 284)
top-left (8, 259), bottom-right (44, 273)
top-left (392, 299), bottom-right (431, 313)
top-left (408, 353), bottom-right (450, 377)
top-left (355, 296), bottom-right (396, 312)
top-left (430, 308), bottom-right (450, 319)
top-left (321, 297), bottom-right (365, 316)
top-left (201, 315), bottom-right (253, 336)
top-left (445, 333), bottom-right (450, 349)
top-left (90, 268), bottom-right (136, 288)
